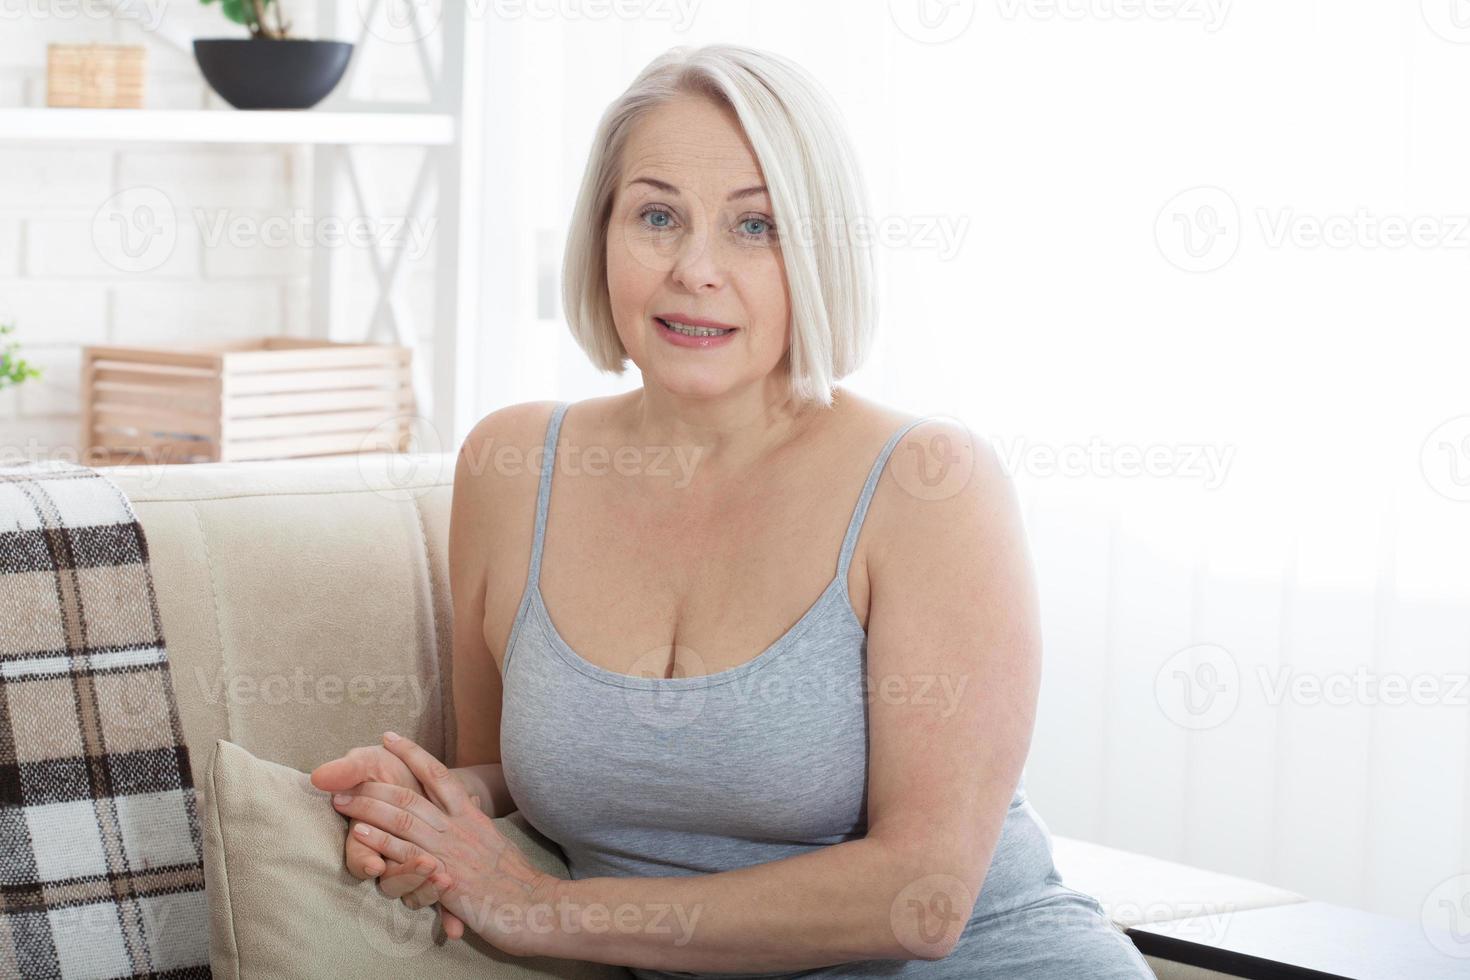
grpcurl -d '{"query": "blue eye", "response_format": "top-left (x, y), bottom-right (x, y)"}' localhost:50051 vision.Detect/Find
top-left (739, 217), bottom-right (772, 238)
top-left (640, 207), bottom-right (674, 230)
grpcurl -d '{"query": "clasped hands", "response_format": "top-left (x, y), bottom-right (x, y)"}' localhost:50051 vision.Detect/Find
top-left (308, 731), bottom-right (557, 955)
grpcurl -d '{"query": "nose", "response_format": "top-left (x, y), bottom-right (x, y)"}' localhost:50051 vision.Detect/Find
top-left (670, 223), bottom-right (725, 294)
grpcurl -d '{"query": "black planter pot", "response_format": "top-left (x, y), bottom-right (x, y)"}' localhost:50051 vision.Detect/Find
top-left (194, 38), bottom-right (354, 110)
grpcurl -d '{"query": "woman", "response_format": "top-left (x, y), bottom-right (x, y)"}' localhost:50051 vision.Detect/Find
top-left (310, 43), bottom-right (1155, 979)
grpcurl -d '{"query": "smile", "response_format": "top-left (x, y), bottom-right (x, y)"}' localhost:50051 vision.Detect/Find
top-left (656, 318), bottom-right (736, 337)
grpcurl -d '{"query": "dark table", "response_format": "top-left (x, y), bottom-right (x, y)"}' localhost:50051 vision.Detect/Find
top-left (1126, 899), bottom-right (1469, 979)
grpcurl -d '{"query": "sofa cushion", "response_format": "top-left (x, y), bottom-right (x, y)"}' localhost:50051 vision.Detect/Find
top-left (1051, 834), bottom-right (1306, 930)
top-left (202, 738), bottom-right (634, 980)
top-left (101, 453), bottom-right (460, 783)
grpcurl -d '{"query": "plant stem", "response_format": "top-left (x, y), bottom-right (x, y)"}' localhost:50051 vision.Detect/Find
top-left (249, 0), bottom-right (285, 39)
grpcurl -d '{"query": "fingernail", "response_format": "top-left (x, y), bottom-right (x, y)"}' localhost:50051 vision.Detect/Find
top-left (383, 731), bottom-right (400, 742)
top-left (333, 793), bottom-right (352, 805)
top-left (354, 823), bottom-right (371, 837)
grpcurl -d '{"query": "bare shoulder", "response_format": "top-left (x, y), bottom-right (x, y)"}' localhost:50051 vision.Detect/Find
top-left (835, 391), bottom-right (1015, 565)
top-left (449, 400), bottom-right (564, 555)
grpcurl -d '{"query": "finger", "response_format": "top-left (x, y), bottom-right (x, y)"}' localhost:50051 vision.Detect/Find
top-left (347, 818), bottom-right (435, 869)
top-left (345, 835), bottom-right (386, 878)
top-left (403, 868), bottom-right (447, 909)
top-left (309, 747), bottom-right (376, 793)
top-left (380, 731), bottom-right (471, 817)
top-left (439, 906), bottom-right (465, 941)
top-left (332, 786), bottom-right (448, 851)
top-left (380, 856), bottom-right (437, 900)
top-left (352, 780), bottom-right (451, 833)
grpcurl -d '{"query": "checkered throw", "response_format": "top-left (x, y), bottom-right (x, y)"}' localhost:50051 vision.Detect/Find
top-left (0, 459), bottom-right (211, 978)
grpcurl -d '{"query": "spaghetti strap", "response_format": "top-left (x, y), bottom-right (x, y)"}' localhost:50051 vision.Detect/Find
top-left (836, 415), bottom-right (936, 581)
top-left (524, 402), bottom-right (933, 601)
top-left (525, 400), bottom-right (571, 594)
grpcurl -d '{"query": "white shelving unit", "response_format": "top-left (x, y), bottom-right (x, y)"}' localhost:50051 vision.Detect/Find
top-left (4, 1), bottom-right (487, 449)
top-left (0, 108), bottom-right (456, 145)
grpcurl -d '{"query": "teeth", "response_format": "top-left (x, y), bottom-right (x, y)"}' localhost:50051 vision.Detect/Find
top-left (663, 319), bottom-right (731, 337)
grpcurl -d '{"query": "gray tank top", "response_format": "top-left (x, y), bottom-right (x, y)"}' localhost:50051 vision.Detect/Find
top-left (500, 401), bottom-right (1094, 979)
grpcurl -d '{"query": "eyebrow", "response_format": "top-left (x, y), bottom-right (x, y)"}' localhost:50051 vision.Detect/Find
top-left (628, 176), bottom-right (768, 201)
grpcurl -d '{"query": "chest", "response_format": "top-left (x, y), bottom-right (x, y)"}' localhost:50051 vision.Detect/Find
top-left (500, 624), bottom-right (874, 849)
top-left (486, 465), bottom-right (875, 681)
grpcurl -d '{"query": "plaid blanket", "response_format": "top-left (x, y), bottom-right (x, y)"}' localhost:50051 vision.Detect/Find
top-left (0, 459), bottom-right (210, 979)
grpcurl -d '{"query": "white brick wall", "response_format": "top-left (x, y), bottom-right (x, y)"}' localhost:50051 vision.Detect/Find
top-left (0, 4), bottom-right (439, 462)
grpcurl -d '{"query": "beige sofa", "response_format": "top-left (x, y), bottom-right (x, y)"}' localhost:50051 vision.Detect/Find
top-left (99, 452), bottom-right (1307, 979)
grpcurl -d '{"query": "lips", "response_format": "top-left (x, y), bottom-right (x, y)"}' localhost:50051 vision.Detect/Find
top-left (654, 314), bottom-right (739, 331)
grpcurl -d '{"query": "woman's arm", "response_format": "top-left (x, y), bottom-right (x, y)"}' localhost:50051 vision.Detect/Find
top-left (450, 763), bottom-right (513, 817)
top-left (446, 413), bottom-right (518, 817)
top-left (515, 421), bottom-right (1040, 973)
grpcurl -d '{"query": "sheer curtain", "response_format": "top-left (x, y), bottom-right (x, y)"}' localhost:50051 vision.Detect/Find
top-left (472, 0), bottom-right (1470, 923)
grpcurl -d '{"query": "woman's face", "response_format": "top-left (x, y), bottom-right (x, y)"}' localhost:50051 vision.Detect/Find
top-left (605, 92), bottom-right (791, 399)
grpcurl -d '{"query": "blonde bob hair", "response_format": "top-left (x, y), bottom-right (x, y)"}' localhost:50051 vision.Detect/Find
top-left (561, 44), bottom-right (877, 408)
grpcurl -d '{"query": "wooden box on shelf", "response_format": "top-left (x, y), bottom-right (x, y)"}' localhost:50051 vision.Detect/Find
top-left (47, 44), bottom-right (147, 109)
top-left (80, 338), bottom-right (417, 466)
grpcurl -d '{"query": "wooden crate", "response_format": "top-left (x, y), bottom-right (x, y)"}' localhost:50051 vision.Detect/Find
top-left (47, 44), bottom-right (147, 109)
top-left (80, 338), bottom-right (418, 466)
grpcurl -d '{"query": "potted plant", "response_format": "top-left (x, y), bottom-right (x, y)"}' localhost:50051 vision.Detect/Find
top-left (0, 323), bottom-right (43, 394)
top-left (194, 0), bottom-right (354, 110)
